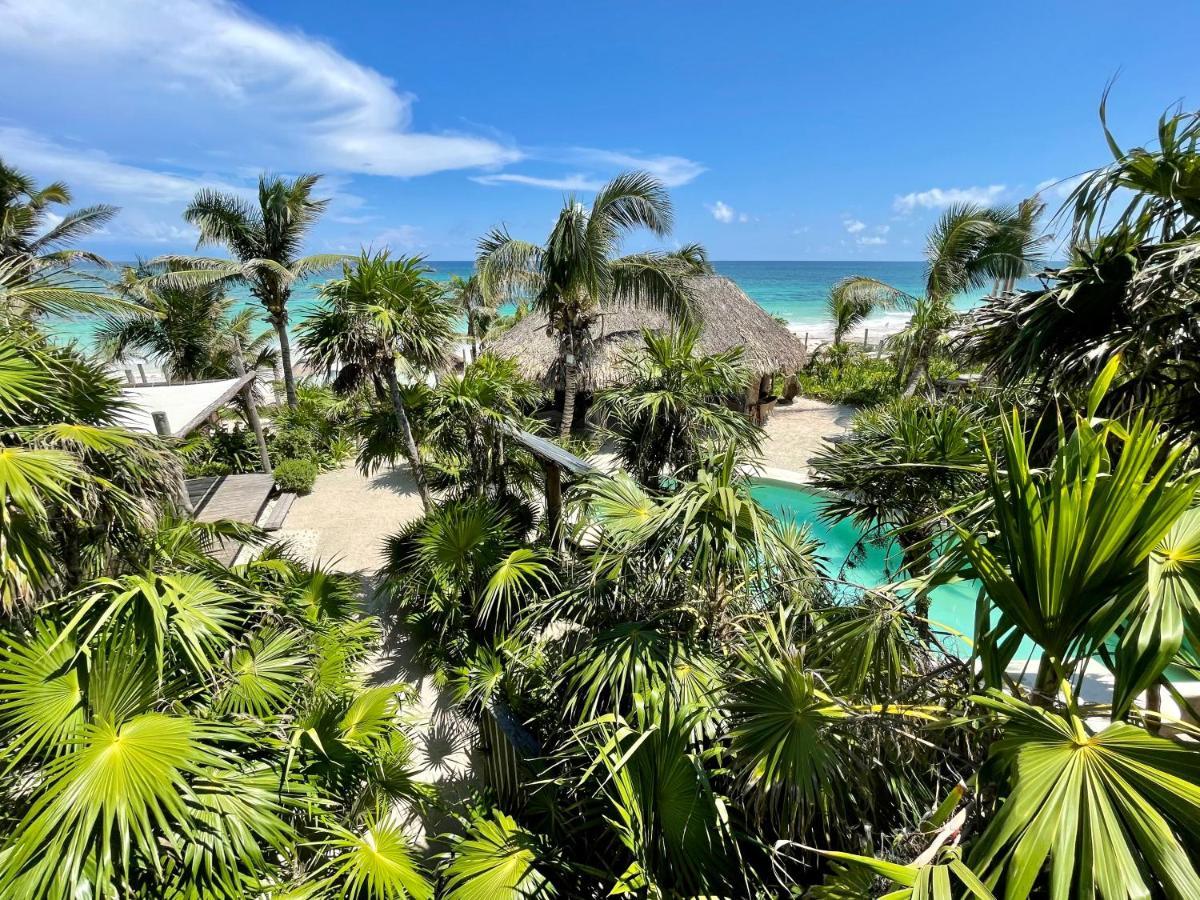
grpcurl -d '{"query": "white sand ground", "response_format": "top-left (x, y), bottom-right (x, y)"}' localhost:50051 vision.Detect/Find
top-left (788, 311), bottom-right (912, 351)
top-left (758, 397), bottom-right (855, 478)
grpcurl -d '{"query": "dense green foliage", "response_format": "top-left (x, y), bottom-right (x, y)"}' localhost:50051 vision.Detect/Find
top-left (595, 326), bottom-right (760, 486)
top-left (0, 329), bottom-right (435, 898)
top-left (5, 107), bottom-right (1200, 899)
top-left (966, 96), bottom-right (1200, 436)
top-left (795, 344), bottom-right (901, 405)
top-left (273, 456), bottom-right (319, 494)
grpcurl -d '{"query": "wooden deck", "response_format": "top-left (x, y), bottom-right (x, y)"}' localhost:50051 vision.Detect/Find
top-left (186, 474), bottom-right (277, 565)
top-left (187, 474), bottom-right (275, 523)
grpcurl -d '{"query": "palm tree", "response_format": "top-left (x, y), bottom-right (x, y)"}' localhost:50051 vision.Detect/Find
top-left (301, 251), bottom-right (456, 511)
top-left (595, 326), bottom-right (761, 487)
top-left (838, 201), bottom-right (1047, 395)
top-left (0, 332), bottom-right (184, 608)
top-left (0, 160), bottom-right (116, 268)
top-left (966, 99), bottom-right (1200, 435)
top-left (444, 273), bottom-right (498, 362)
top-left (477, 171), bottom-right (710, 435)
top-left (182, 173), bottom-right (341, 408)
top-left (826, 275), bottom-right (907, 348)
top-left (0, 550), bottom-right (433, 898)
top-left (95, 262), bottom-right (276, 383)
top-left (952, 358), bottom-right (1200, 710)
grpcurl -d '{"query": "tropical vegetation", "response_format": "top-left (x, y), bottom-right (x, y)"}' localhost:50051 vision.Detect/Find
top-left (2, 98), bottom-right (1200, 900)
top-left (477, 171), bottom-right (711, 435)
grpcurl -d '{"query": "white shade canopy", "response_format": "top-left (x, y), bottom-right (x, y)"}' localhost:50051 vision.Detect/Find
top-left (117, 374), bottom-right (255, 438)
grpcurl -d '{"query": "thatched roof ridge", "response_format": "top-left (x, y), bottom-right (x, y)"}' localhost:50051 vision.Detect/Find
top-left (484, 275), bottom-right (807, 391)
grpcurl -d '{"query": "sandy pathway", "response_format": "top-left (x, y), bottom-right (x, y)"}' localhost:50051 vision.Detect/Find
top-left (285, 462), bottom-right (426, 574)
top-left (759, 397), bottom-right (855, 478)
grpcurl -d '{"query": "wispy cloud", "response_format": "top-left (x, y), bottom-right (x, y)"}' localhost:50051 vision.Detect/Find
top-left (474, 149), bottom-right (705, 192)
top-left (1035, 174), bottom-right (1088, 200)
top-left (0, 127), bottom-right (248, 206)
top-left (894, 185), bottom-right (1006, 213)
top-left (707, 201), bottom-right (748, 224)
top-left (472, 173), bottom-right (604, 191)
top-left (843, 218), bottom-right (866, 233)
top-left (0, 0), bottom-right (521, 178)
top-left (857, 235), bottom-right (887, 246)
top-left (559, 149), bottom-right (705, 188)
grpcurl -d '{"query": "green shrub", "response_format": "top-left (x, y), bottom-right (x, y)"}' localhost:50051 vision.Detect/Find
top-left (273, 458), bottom-right (319, 494)
top-left (266, 383), bottom-right (358, 471)
top-left (795, 345), bottom-right (898, 405)
top-left (181, 425), bottom-right (261, 476)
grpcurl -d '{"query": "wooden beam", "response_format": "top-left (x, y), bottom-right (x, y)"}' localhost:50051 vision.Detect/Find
top-left (543, 460), bottom-right (562, 547)
top-left (173, 372), bottom-right (257, 438)
top-left (232, 341), bottom-right (272, 474)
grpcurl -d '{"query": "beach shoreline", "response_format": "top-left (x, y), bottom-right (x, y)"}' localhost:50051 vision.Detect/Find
top-left (785, 310), bottom-right (913, 349)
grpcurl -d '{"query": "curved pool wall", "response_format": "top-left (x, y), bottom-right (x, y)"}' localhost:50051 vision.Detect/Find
top-left (749, 477), bottom-right (992, 659)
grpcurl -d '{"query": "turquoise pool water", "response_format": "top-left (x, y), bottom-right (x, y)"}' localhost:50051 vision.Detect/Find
top-left (750, 478), bottom-right (983, 656)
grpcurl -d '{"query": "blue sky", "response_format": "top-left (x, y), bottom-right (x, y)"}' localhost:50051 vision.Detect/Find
top-left (0, 0), bottom-right (1195, 260)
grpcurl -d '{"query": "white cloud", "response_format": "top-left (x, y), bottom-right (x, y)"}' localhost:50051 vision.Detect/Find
top-left (560, 149), bottom-right (705, 187)
top-left (472, 149), bottom-right (705, 192)
top-left (706, 201), bottom-right (748, 224)
top-left (472, 173), bottom-right (604, 191)
top-left (371, 225), bottom-right (425, 253)
top-left (0, 127), bottom-right (248, 206)
top-left (0, 0), bottom-right (521, 178)
top-left (857, 235), bottom-right (887, 246)
top-left (843, 218), bottom-right (866, 233)
top-left (894, 184), bottom-right (1007, 213)
top-left (1035, 174), bottom-right (1087, 199)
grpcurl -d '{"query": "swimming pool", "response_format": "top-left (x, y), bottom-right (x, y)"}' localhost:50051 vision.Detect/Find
top-left (749, 478), bottom-right (983, 656)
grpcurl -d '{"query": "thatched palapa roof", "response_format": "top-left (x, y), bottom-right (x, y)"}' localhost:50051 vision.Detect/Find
top-left (485, 275), bottom-right (807, 391)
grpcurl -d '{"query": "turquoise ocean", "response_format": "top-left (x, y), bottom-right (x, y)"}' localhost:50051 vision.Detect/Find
top-left (47, 260), bottom-right (1019, 348)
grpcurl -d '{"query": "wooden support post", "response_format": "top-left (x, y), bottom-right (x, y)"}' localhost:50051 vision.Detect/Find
top-left (152, 410), bottom-right (171, 437)
top-left (123, 368), bottom-right (136, 385)
top-left (136, 363), bottom-right (149, 385)
top-left (232, 340), bottom-right (272, 475)
top-left (543, 460), bottom-right (562, 548)
top-left (863, 328), bottom-right (869, 349)
top-left (152, 410), bottom-right (195, 515)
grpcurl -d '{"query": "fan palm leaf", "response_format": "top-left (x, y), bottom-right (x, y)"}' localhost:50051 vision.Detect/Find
top-left (441, 810), bottom-right (558, 899)
top-left (969, 690), bottom-right (1200, 898)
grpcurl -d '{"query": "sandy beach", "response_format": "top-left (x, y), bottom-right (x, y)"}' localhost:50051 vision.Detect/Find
top-left (787, 310), bottom-right (913, 351)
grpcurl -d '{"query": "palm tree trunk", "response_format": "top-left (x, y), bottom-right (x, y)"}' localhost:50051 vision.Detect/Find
top-left (385, 361), bottom-right (432, 512)
top-left (902, 358), bottom-right (926, 397)
top-left (559, 363), bottom-right (579, 437)
top-left (274, 316), bottom-right (299, 409)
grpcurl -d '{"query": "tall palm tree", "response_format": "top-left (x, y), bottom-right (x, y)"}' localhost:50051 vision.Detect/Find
top-left (300, 251), bottom-right (456, 511)
top-left (181, 173), bottom-right (341, 408)
top-left (444, 273), bottom-right (497, 362)
top-left (477, 171), bottom-right (710, 436)
top-left (837, 201), bottom-right (1047, 395)
top-left (95, 262), bottom-right (276, 383)
top-left (0, 160), bottom-right (117, 268)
